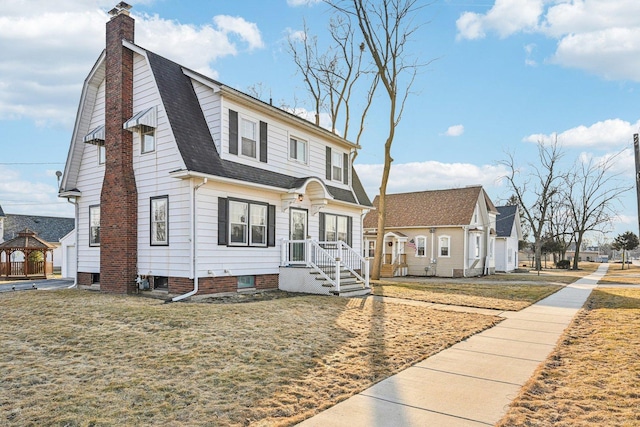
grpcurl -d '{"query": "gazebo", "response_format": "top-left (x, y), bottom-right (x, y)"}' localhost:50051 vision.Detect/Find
top-left (0, 228), bottom-right (54, 279)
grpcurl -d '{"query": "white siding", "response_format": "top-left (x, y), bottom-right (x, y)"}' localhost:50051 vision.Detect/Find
top-left (131, 53), bottom-right (191, 278)
top-left (218, 100), bottom-right (353, 193)
top-left (192, 80), bottom-right (222, 153)
top-left (76, 78), bottom-right (105, 273)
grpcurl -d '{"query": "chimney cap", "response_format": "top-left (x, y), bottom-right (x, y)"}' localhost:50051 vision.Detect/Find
top-left (108, 1), bottom-right (132, 17)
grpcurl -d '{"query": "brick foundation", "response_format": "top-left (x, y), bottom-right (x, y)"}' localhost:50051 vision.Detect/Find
top-left (165, 274), bottom-right (279, 296)
top-left (77, 272), bottom-right (93, 287)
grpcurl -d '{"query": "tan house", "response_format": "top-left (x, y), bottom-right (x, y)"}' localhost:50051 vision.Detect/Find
top-left (363, 186), bottom-right (499, 278)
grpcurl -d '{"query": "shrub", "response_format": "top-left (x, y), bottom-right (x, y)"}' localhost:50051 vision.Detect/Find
top-left (556, 259), bottom-right (570, 269)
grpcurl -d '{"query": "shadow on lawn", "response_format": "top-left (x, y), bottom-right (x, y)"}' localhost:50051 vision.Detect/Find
top-left (586, 289), bottom-right (640, 311)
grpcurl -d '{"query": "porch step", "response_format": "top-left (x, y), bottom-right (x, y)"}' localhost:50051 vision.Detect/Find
top-left (380, 264), bottom-right (396, 278)
top-left (328, 282), bottom-right (371, 297)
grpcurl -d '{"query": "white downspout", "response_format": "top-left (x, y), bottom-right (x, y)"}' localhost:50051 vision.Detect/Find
top-left (462, 226), bottom-right (468, 277)
top-left (67, 197), bottom-right (78, 287)
top-left (172, 177), bottom-right (207, 302)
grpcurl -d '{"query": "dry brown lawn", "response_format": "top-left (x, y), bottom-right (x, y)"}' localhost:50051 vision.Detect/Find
top-left (497, 288), bottom-right (640, 427)
top-left (372, 281), bottom-right (563, 311)
top-left (0, 289), bottom-right (500, 427)
top-left (598, 263), bottom-right (640, 285)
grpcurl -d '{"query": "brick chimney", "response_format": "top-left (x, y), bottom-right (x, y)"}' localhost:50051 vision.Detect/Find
top-left (100, 4), bottom-right (137, 293)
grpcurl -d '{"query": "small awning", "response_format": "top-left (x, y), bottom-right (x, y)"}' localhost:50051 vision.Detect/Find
top-left (124, 106), bottom-right (157, 132)
top-left (83, 125), bottom-right (105, 145)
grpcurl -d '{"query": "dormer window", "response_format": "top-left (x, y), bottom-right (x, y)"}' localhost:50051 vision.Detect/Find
top-left (332, 151), bottom-right (343, 182)
top-left (290, 137), bottom-right (307, 163)
top-left (98, 145), bottom-right (106, 164)
top-left (124, 106), bottom-right (157, 154)
top-left (141, 126), bottom-right (155, 153)
top-left (241, 118), bottom-right (257, 158)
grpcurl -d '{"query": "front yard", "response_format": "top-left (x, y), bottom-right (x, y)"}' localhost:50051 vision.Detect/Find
top-left (1, 289), bottom-right (499, 426)
top-left (497, 287), bottom-right (640, 426)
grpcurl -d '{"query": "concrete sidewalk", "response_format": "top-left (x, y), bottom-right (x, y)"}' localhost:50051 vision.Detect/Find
top-left (298, 263), bottom-right (610, 427)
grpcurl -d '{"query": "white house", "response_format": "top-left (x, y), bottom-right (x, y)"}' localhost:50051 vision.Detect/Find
top-left (58, 4), bottom-right (372, 299)
top-left (495, 205), bottom-right (523, 272)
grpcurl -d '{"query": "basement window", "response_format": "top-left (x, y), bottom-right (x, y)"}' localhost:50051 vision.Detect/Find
top-left (238, 276), bottom-right (255, 289)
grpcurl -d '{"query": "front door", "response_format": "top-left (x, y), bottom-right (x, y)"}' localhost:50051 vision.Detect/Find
top-left (290, 209), bottom-right (307, 263)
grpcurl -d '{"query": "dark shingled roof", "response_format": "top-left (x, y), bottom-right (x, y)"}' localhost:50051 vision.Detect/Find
top-left (0, 205), bottom-right (5, 217)
top-left (363, 186), bottom-right (493, 229)
top-left (2, 214), bottom-right (74, 244)
top-left (496, 205), bottom-right (518, 237)
top-left (146, 50), bottom-right (372, 207)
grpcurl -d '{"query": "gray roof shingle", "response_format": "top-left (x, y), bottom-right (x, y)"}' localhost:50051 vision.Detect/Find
top-left (496, 205), bottom-right (518, 237)
top-left (2, 214), bottom-right (74, 243)
top-left (146, 50), bottom-right (372, 207)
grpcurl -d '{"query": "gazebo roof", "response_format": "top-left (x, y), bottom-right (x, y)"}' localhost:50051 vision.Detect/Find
top-left (0, 228), bottom-right (54, 251)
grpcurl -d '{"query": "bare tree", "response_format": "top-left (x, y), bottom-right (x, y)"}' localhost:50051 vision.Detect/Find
top-left (564, 151), bottom-right (632, 269)
top-left (499, 139), bottom-right (565, 272)
top-left (287, 15), bottom-right (377, 151)
top-left (546, 196), bottom-right (574, 262)
top-left (328, 0), bottom-right (425, 279)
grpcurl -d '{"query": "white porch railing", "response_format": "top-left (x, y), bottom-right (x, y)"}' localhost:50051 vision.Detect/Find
top-left (281, 239), bottom-right (370, 293)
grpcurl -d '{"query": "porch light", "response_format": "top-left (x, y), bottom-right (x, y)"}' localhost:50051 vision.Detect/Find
top-left (297, 194), bottom-right (304, 202)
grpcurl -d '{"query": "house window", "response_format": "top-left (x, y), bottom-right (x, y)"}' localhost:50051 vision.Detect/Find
top-left (98, 145), bottom-right (105, 165)
top-left (323, 213), bottom-right (349, 242)
top-left (367, 240), bottom-right (375, 258)
top-left (439, 236), bottom-right (450, 257)
top-left (290, 137), bottom-right (307, 163)
top-left (473, 208), bottom-right (478, 225)
top-left (141, 127), bottom-right (155, 153)
top-left (229, 200), bottom-right (267, 247)
top-left (332, 151), bottom-right (343, 182)
top-left (241, 118), bottom-right (257, 158)
top-left (415, 236), bottom-right (427, 257)
top-left (89, 205), bottom-right (100, 247)
top-left (475, 235), bottom-right (481, 258)
top-left (151, 196), bottom-right (168, 245)
top-left (238, 276), bottom-right (255, 289)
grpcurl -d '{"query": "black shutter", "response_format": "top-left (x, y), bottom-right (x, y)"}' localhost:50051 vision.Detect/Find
top-left (326, 147), bottom-right (332, 180)
top-left (347, 216), bottom-right (353, 246)
top-left (343, 153), bottom-right (349, 184)
top-left (229, 110), bottom-right (238, 155)
top-left (218, 198), bottom-right (228, 245)
top-left (267, 204), bottom-right (276, 247)
top-left (319, 212), bottom-right (325, 241)
top-left (259, 121), bottom-right (268, 163)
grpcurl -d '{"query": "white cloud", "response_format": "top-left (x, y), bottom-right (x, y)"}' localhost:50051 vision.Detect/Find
top-left (354, 161), bottom-right (508, 198)
top-left (286, 0), bottom-right (323, 6)
top-left (0, 2), bottom-right (264, 126)
top-left (457, 0), bottom-right (640, 81)
top-left (0, 166), bottom-right (74, 217)
top-left (444, 124), bottom-right (464, 137)
top-left (523, 118), bottom-right (640, 148)
top-left (456, 0), bottom-right (544, 40)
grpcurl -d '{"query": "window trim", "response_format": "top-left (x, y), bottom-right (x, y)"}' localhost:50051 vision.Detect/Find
top-left (228, 198), bottom-right (268, 247)
top-left (475, 235), bottom-right (481, 259)
top-left (89, 205), bottom-right (100, 247)
top-left (415, 235), bottom-right (427, 257)
top-left (438, 235), bottom-right (450, 258)
top-left (321, 213), bottom-right (351, 244)
top-left (150, 196), bottom-right (169, 246)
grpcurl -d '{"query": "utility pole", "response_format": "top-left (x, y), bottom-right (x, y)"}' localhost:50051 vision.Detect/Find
top-left (635, 134), bottom-right (640, 235)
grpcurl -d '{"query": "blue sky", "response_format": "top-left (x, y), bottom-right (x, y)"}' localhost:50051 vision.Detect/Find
top-left (1, 0), bottom-right (639, 242)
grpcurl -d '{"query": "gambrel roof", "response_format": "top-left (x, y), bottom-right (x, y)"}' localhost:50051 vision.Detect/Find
top-left (363, 186), bottom-right (497, 229)
top-left (60, 44), bottom-right (372, 208)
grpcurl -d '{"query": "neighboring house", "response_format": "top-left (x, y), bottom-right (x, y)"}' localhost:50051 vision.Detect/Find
top-left (0, 207), bottom-right (75, 271)
top-left (363, 186), bottom-right (499, 278)
top-left (566, 245), bottom-right (603, 263)
top-left (494, 205), bottom-right (523, 272)
top-left (58, 6), bottom-right (372, 298)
